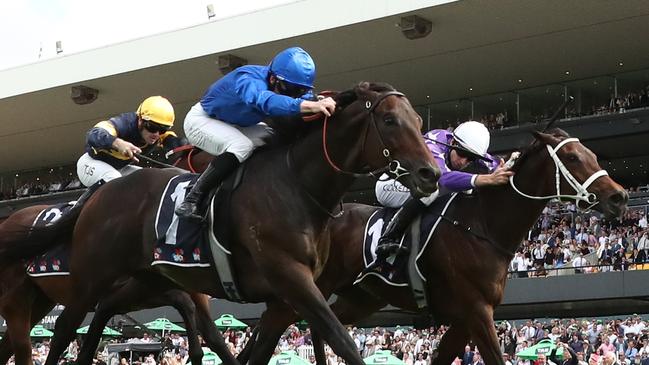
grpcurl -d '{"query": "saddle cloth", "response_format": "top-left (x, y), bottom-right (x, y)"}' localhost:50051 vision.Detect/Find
top-left (152, 174), bottom-right (211, 267)
top-left (356, 193), bottom-right (459, 286)
top-left (26, 202), bottom-right (76, 277)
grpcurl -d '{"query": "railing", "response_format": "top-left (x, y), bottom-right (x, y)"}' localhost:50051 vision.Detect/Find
top-left (508, 259), bottom-right (649, 278)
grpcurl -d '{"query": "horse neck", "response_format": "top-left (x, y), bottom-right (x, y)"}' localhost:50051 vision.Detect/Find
top-left (289, 115), bottom-right (366, 211)
top-left (479, 152), bottom-right (554, 255)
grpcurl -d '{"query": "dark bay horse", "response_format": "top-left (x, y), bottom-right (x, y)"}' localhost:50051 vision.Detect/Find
top-left (238, 129), bottom-right (628, 365)
top-left (0, 82), bottom-right (440, 365)
top-left (0, 204), bottom-right (238, 365)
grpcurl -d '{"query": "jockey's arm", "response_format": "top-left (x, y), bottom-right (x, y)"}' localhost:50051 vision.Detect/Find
top-left (234, 74), bottom-right (301, 116)
top-left (87, 120), bottom-right (140, 160)
top-left (87, 120), bottom-right (118, 150)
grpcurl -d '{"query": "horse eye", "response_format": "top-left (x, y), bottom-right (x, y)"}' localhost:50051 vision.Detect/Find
top-left (567, 154), bottom-right (579, 162)
top-left (383, 115), bottom-right (397, 125)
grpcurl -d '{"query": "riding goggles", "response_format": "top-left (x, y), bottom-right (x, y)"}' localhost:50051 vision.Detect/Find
top-left (277, 80), bottom-right (310, 98)
top-left (142, 120), bottom-right (171, 134)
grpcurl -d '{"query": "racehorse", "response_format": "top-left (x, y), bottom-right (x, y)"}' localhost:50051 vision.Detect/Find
top-left (237, 128), bottom-right (628, 365)
top-left (0, 82), bottom-right (440, 365)
top-left (0, 204), bottom-right (239, 365)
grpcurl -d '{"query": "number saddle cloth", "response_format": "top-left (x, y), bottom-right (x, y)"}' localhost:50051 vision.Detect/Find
top-left (356, 192), bottom-right (460, 288)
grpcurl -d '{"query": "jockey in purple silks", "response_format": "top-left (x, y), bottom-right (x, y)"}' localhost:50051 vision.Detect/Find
top-left (366, 121), bottom-right (515, 270)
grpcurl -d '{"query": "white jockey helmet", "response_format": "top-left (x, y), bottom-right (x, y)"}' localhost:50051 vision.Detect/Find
top-left (452, 121), bottom-right (490, 158)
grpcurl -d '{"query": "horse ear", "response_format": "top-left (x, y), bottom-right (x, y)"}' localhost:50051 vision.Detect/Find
top-left (531, 130), bottom-right (558, 145)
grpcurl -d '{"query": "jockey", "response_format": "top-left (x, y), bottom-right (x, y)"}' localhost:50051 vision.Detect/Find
top-left (175, 47), bottom-right (336, 219)
top-left (75, 96), bottom-right (180, 204)
top-left (369, 121), bottom-right (514, 264)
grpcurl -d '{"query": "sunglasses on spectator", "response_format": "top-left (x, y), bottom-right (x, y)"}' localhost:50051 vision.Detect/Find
top-left (142, 120), bottom-right (170, 134)
top-left (277, 80), bottom-right (310, 98)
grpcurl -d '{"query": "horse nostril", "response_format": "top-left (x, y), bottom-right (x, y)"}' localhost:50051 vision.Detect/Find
top-left (418, 167), bottom-right (440, 183)
top-left (609, 190), bottom-right (629, 206)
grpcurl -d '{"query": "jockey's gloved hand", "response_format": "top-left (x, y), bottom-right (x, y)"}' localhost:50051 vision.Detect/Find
top-left (475, 159), bottom-right (514, 187)
top-left (112, 138), bottom-right (142, 162)
top-left (300, 98), bottom-right (336, 117)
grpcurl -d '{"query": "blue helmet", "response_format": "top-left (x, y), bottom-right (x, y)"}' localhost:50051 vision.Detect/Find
top-left (269, 47), bottom-right (316, 89)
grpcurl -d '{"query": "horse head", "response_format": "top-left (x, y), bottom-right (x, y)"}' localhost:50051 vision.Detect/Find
top-left (330, 82), bottom-right (440, 197)
top-left (512, 128), bottom-right (628, 219)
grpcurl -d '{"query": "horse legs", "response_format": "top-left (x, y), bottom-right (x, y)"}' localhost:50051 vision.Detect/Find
top-left (75, 279), bottom-right (204, 365)
top-left (311, 289), bottom-right (388, 365)
top-left (237, 326), bottom-right (259, 364)
top-left (190, 293), bottom-right (239, 365)
top-left (0, 283), bottom-right (55, 365)
top-left (246, 301), bottom-right (299, 365)
top-left (312, 329), bottom-right (327, 365)
top-left (259, 263), bottom-right (364, 365)
top-left (0, 336), bottom-right (15, 365)
top-left (431, 325), bottom-right (470, 365)
top-left (43, 299), bottom-right (91, 365)
top-left (465, 305), bottom-right (503, 365)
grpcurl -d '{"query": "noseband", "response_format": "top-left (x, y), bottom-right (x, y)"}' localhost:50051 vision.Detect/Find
top-left (322, 91), bottom-right (410, 179)
top-left (509, 137), bottom-right (609, 210)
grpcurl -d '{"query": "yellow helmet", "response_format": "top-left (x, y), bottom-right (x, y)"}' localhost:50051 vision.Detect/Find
top-left (136, 96), bottom-right (175, 127)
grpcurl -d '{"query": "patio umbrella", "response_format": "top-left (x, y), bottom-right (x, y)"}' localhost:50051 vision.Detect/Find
top-left (186, 347), bottom-right (222, 365)
top-left (30, 325), bottom-right (54, 338)
top-left (268, 351), bottom-right (311, 365)
top-left (144, 318), bottom-right (185, 336)
top-left (364, 350), bottom-right (406, 365)
top-left (516, 339), bottom-right (564, 360)
top-left (214, 314), bottom-right (248, 330)
top-left (76, 325), bottom-right (122, 336)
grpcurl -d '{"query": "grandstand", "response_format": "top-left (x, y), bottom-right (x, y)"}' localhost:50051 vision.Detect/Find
top-left (1, 0), bottom-right (649, 330)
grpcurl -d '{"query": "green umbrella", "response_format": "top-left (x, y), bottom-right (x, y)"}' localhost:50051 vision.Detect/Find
top-left (30, 325), bottom-right (54, 338)
top-left (364, 350), bottom-right (405, 365)
top-left (516, 339), bottom-right (564, 360)
top-left (268, 351), bottom-right (311, 365)
top-left (186, 347), bottom-right (222, 365)
top-left (144, 318), bottom-right (186, 333)
top-left (214, 314), bottom-right (248, 330)
top-left (76, 325), bottom-right (122, 336)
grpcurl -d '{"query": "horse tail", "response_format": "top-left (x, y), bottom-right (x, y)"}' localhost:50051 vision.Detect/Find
top-left (0, 204), bottom-right (82, 266)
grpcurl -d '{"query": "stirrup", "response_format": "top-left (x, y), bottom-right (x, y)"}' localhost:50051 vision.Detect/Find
top-left (376, 242), bottom-right (409, 257)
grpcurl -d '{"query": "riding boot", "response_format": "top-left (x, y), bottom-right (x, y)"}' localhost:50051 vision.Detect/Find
top-left (175, 152), bottom-right (240, 220)
top-left (360, 198), bottom-right (426, 276)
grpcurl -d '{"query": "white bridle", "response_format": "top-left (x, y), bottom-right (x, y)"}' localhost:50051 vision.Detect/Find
top-left (509, 137), bottom-right (609, 211)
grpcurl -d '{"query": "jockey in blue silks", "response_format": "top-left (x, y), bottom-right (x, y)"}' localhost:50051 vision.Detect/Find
top-left (175, 47), bottom-right (336, 219)
top-left (367, 121), bottom-right (515, 269)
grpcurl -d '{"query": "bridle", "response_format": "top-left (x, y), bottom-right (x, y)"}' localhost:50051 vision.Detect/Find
top-left (286, 89), bottom-right (416, 218)
top-left (509, 137), bottom-right (609, 211)
top-left (321, 90), bottom-right (411, 180)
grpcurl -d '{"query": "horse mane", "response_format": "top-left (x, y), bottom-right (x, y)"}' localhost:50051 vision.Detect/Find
top-left (264, 82), bottom-right (397, 146)
top-left (510, 127), bottom-right (570, 172)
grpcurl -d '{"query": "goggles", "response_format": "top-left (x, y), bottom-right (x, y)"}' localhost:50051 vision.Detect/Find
top-left (142, 120), bottom-right (170, 134)
top-left (277, 79), bottom-right (310, 98)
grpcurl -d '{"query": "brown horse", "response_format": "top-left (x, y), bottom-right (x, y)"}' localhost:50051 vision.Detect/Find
top-left (237, 128), bottom-right (629, 365)
top-left (0, 204), bottom-right (239, 365)
top-left (0, 82), bottom-right (440, 365)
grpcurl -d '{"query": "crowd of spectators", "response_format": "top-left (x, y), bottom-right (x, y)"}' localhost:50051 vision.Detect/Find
top-left (509, 200), bottom-right (648, 277)
top-left (20, 316), bottom-right (649, 365)
top-left (440, 84), bottom-right (649, 131)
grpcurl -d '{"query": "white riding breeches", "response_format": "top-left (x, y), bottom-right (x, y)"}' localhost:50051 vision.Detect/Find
top-left (184, 102), bottom-right (272, 162)
top-left (375, 173), bottom-right (439, 208)
top-left (76, 153), bottom-right (141, 187)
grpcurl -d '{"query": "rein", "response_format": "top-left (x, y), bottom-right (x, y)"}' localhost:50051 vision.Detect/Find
top-left (509, 138), bottom-right (608, 210)
top-left (286, 149), bottom-right (344, 219)
top-left (321, 91), bottom-right (410, 179)
top-left (134, 153), bottom-right (184, 170)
